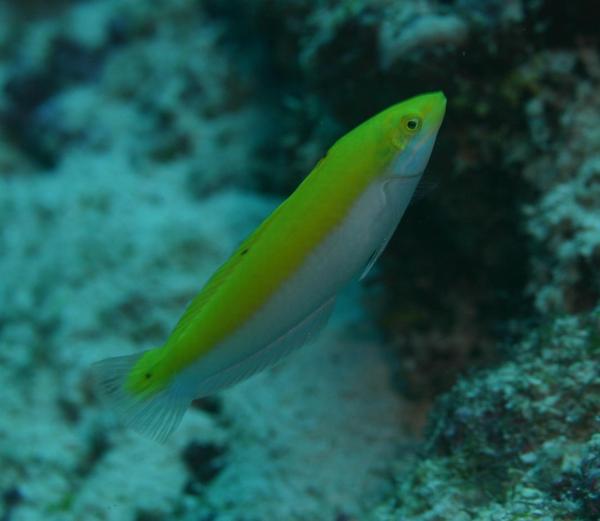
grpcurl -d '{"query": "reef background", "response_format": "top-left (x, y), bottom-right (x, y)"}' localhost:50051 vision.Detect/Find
top-left (0, 1), bottom-right (598, 520)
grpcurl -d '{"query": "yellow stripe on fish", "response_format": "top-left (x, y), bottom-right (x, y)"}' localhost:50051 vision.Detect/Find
top-left (91, 91), bottom-right (447, 441)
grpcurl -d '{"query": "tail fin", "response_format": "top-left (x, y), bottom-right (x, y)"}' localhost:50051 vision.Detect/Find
top-left (90, 351), bottom-right (189, 443)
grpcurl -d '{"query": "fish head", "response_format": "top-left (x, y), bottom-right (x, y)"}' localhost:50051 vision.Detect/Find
top-left (384, 91), bottom-right (446, 179)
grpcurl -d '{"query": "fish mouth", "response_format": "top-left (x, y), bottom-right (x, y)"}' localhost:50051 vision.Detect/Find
top-left (423, 91), bottom-right (447, 132)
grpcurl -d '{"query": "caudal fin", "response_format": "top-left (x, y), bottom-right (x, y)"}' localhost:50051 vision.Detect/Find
top-left (91, 351), bottom-right (189, 443)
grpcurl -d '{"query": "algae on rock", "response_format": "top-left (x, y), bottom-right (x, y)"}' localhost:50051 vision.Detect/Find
top-left (372, 310), bottom-right (600, 521)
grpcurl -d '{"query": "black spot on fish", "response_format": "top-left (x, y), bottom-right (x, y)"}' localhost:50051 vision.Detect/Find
top-left (241, 248), bottom-right (249, 256)
top-left (145, 373), bottom-right (151, 379)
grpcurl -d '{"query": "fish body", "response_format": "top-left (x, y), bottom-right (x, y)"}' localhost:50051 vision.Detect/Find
top-left (92, 92), bottom-right (446, 441)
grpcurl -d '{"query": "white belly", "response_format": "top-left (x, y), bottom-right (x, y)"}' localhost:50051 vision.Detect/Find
top-left (178, 175), bottom-right (420, 393)
top-left (253, 174), bottom-right (421, 328)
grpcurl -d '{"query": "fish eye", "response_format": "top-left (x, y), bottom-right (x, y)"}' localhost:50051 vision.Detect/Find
top-left (403, 116), bottom-right (422, 133)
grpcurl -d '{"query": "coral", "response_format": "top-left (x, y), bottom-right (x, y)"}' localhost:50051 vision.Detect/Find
top-left (2, 35), bottom-right (103, 167)
top-left (379, 10), bottom-right (468, 69)
top-left (181, 441), bottom-right (227, 486)
top-left (0, 154), bottom-right (276, 520)
top-left (0, 0), bottom-right (269, 195)
top-left (551, 436), bottom-right (600, 521)
top-left (371, 310), bottom-right (600, 520)
top-left (523, 50), bottom-right (600, 314)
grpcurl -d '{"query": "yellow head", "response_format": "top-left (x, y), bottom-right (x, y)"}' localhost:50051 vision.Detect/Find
top-left (330, 91), bottom-right (446, 185)
top-left (378, 91), bottom-right (446, 179)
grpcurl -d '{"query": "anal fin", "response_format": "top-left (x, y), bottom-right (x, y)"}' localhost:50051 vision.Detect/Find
top-left (195, 296), bottom-right (336, 396)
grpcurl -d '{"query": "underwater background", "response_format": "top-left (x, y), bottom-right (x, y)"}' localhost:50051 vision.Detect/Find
top-left (0, 1), bottom-right (599, 520)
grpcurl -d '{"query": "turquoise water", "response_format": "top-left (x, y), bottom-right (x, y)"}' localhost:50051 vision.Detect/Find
top-left (0, 1), bottom-right (598, 520)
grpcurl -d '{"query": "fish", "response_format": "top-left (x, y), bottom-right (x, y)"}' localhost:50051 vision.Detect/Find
top-left (91, 91), bottom-right (447, 441)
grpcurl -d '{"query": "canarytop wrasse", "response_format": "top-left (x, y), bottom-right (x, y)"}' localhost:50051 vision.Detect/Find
top-left (92, 91), bottom-right (447, 441)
